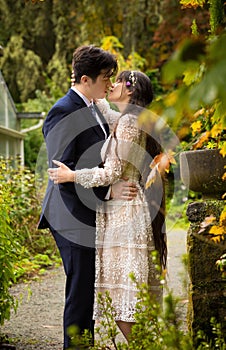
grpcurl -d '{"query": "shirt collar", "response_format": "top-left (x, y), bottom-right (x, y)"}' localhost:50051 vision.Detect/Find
top-left (71, 86), bottom-right (91, 107)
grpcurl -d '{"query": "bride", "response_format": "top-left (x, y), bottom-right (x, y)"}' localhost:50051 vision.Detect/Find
top-left (48, 70), bottom-right (167, 341)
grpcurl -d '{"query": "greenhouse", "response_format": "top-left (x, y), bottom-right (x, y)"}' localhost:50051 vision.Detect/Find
top-left (0, 70), bottom-right (25, 164)
top-left (0, 70), bottom-right (44, 166)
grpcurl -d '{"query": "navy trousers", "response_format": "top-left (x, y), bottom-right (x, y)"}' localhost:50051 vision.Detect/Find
top-left (51, 229), bottom-right (95, 349)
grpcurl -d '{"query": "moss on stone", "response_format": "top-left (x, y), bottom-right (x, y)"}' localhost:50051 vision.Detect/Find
top-left (186, 200), bottom-right (226, 343)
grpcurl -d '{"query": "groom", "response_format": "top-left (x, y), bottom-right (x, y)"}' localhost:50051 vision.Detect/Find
top-left (38, 45), bottom-right (137, 349)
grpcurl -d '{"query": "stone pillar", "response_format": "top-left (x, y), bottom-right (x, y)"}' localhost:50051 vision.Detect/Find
top-left (186, 200), bottom-right (225, 343)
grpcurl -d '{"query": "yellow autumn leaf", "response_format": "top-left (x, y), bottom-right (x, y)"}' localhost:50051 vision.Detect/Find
top-left (222, 173), bottom-right (226, 181)
top-left (180, 0), bottom-right (205, 8)
top-left (192, 131), bottom-right (211, 149)
top-left (209, 225), bottom-right (225, 236)
top-left (150, 151), bottom-right (176, 172)
top-left (210, 124), bottom-right (222, 138)
top-left (146, 151), bottom-right (177, 189)
top-left (220, 143), bottom-right (226, 157)
top-left (191, 120), bottom-right (202, 135)
top-left (167, 150), bottom-right (177, 164)
top-left (145, 164), bottom-right (158, 189)
top-left (211, 235), bottom-right (222, 243)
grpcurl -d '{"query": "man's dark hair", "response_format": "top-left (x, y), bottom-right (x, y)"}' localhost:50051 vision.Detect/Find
top-left (72, 45), bottom-right (118, 83)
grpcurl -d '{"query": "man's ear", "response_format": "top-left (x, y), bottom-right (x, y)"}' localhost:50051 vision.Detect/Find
top-left (80, 75), bottom-right (90, 85)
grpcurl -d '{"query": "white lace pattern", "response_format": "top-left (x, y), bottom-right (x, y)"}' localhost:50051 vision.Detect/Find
top-left (74, 99), bottom-right (162, 322)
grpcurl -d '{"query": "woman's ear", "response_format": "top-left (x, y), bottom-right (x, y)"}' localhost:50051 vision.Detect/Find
top-left (126, 89), bottom-right (133, 98)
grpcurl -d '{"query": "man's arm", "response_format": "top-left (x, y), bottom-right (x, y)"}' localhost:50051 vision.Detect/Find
top-left (110, 178), bottom-right (138, 201)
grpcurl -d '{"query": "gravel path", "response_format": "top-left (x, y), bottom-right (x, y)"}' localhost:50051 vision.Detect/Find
top-left (1, 228), bottom-right (188, 349)
top-left (1, 266), bottom-right (65, 349)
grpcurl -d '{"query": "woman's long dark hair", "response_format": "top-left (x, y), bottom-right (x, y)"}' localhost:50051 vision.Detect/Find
top-left (142, 131), bottom-right (167, 270)
top-left (116, 70), bottom-right (167, 269)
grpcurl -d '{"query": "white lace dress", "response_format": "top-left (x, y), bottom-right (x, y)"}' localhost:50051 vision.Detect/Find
top-left (75, 99), bottom-right (162, 322)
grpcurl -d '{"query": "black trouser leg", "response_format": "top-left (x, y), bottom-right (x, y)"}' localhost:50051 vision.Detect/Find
top-left (51, 229), bottom-right (95, 349)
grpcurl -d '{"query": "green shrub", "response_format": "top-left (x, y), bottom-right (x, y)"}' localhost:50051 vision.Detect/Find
top-left (0, 160), bottom-right (20, 325)
top-left (67, 270), bottom-right (225, 349)
top-left (0, 157), bottom-right (60, 325)
top-left (0, 157), bottom-right (58, 259)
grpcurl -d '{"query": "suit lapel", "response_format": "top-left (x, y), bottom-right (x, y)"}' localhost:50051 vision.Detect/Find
top-left (69, 89), bottom-right (109, 139)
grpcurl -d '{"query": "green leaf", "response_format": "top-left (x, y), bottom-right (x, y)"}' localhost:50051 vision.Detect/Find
top-left (162, 39), bottom-right (206, 84)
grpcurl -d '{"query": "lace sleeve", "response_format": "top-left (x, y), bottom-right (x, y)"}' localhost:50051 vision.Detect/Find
top-left (75, 113), bottom-right (140, 189)
top-left (96, 98), bottom-right (120, 132)
top-left (75, 140), bottom-right (121, 188)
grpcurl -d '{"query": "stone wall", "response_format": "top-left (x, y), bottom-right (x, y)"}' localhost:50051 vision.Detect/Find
top-left (186, 200), bottom-right (225, 343)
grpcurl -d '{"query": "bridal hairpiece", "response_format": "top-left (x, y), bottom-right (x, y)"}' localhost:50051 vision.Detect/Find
top-left (126, 71), bottom-right (137, 87)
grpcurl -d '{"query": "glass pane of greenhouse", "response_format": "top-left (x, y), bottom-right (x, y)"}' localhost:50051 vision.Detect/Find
top-left (0, 70), bottom-right (24, 164)
top-left (0, 134), bottom-right (6, 155)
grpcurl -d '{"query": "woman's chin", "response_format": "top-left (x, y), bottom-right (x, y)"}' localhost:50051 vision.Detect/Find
top-left (108, 95), bottom-right (116, 102)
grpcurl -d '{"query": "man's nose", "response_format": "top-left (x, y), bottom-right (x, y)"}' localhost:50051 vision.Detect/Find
top-left (107, 79), bottom-right (113, 88)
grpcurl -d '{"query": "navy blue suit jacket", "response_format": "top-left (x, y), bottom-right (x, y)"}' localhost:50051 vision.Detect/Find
top-left (38, 89), bottom-right (110, 248)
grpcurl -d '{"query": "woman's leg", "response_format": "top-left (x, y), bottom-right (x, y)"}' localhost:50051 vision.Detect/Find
top-left (116, 321), bottom-right (135, 341)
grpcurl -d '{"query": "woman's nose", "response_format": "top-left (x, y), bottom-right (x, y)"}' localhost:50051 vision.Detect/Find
top-left (111, 82), bottom-right (118, 89)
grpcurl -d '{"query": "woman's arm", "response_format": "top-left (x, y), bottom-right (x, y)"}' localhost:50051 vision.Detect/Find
top-left (48, 153), bottom-right (122, 188)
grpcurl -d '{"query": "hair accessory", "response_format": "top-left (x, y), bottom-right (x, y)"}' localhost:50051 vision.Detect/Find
top-left (126, 71), bottom-right (137, 87)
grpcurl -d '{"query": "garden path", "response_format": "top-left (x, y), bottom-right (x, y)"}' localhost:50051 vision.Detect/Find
top-left (1, 228), bottom-right (188, 349)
